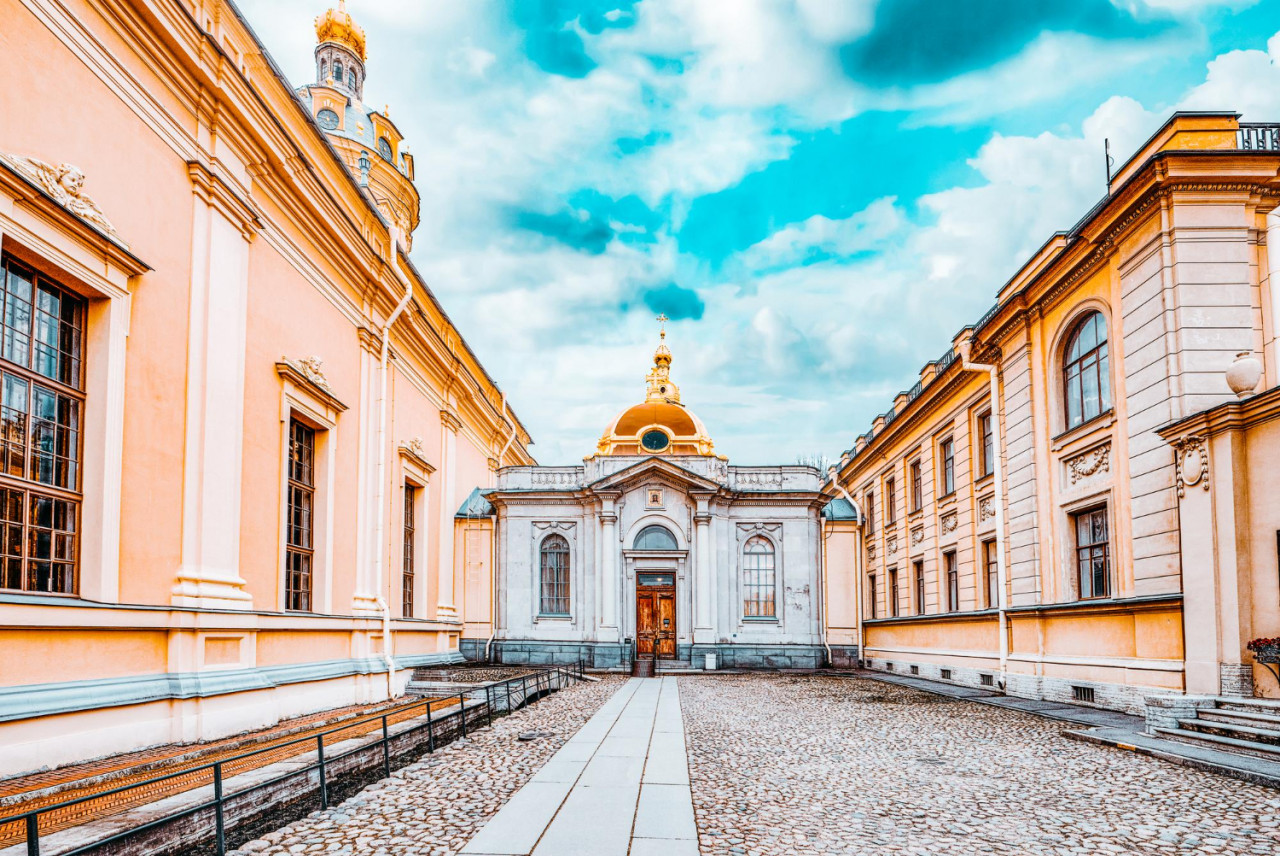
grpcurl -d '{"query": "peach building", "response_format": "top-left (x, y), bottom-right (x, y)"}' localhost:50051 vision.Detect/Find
top-left (0, 0), bottom-right (533, 776)
top-left (828, 113), bottom-right (1280, 715)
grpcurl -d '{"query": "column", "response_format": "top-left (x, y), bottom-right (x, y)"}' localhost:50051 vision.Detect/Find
top-left (436, 409), bottom-right (460, 620)
top-left (171, 162), bottom-right (257, 609)
top-left (598, 493), bottom-right (619, 634)
top-left (693, 493), bottom-right (715, 644)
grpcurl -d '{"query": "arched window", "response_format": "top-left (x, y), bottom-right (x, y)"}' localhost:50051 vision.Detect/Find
top-left (742, 536), bottom-right (776, 618)
top-left (633, 524), bottom-right (677, 551)
top-left (333, 62), bottom-right (344, 83)
top-left (1063, 310), bottom-right (1110, 429)
top-left (539, 535), bottom-right (570, 615)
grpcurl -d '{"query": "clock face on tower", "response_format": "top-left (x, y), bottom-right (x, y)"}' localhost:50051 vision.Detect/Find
top-left (317, 108), bottom-right (340, 130)
top-left (641, 429), bottom-right (670, 452)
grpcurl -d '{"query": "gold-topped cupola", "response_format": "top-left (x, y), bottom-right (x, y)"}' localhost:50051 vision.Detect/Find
top-left (592, 315), bottom-right (721, 459)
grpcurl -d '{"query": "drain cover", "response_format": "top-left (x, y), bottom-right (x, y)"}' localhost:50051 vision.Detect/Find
top-left (518, 732), bottom-right (540, 741)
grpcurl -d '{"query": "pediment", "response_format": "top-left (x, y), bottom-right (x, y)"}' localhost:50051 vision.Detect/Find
top-left (586, 457), bottom-right (721, 493)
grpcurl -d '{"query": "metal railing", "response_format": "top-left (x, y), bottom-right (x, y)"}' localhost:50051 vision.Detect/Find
top-left (0, 661), bottom-right (586, 856)
top-left (1238, 123), bottom-right (1280, 151)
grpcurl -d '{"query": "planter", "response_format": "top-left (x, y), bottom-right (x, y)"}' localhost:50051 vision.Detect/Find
top-left (1253, 645), bottom-right (1280, 665)
top-left (1247, 638), bottom-right (1280, 684)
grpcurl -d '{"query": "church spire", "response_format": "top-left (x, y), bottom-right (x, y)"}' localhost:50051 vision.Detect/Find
top-left (645, 313), bottom-right (680, 403)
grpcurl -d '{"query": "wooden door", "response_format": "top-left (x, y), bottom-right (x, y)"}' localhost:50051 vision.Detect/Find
top-left (636, 573), bottom-right (676, 659)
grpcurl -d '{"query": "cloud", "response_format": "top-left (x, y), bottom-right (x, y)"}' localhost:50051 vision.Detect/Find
top-left (840, 0), bottom-right (1169, 85)
top-left (641, 283), bottom-right (705, 320)
top-left (740, 197), bottom-right (903, 271)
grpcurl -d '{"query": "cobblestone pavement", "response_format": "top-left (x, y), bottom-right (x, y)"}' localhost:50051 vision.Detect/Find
top-left (230, 676), bottom-right (625, 856)
top-left (680, 674), bottom-right (1280, 856)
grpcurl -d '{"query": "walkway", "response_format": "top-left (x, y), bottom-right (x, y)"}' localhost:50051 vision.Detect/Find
top-left (461, 677), bottom-right (695, 856)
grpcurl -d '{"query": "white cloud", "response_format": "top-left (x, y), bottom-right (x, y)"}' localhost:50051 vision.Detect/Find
top-left (741, 197), bottom-right (903, 270)
top-left (1180, 33), bottom-right (1280, 119)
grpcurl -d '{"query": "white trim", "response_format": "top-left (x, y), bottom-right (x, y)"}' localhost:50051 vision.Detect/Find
top-left (277, 382), bottom-right (341, 614)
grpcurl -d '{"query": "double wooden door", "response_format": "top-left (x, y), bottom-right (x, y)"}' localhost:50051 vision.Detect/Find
top-left (636, 572), bottom-right (676, 659)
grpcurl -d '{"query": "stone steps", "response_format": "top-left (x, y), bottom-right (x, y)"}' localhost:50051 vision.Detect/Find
top-left (1155, 725), bottom-right (1280, 762)
top-left (1176, 717), bottom-right (1280, 746)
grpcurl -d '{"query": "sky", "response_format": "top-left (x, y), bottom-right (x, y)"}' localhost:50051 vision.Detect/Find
top-left (238, 0), bottom-right (1280, 465)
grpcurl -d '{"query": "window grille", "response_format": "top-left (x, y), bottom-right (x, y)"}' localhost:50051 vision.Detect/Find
top-left (980, 673), bottom-right (994, 687)
top-left (1072, 685), bottom-right (1096, 704)
top-left (940, 668), bottom-right (952, 680)
top-left (742, 535), bottom-right (776, 618)
top-left (402, 485), bottom-right (416, 617)
top-left (539, 534), bottom-right (570, 615)
top-left (285, 418), bottom-right (316, 611)
top-left (0, 256), bottom-right (84, 595)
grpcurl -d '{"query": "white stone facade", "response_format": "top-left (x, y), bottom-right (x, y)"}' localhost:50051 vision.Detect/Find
top-left (487, 456), bottom-right (828, 669)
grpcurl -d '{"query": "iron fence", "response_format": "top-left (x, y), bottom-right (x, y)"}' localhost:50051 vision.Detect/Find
top-left (1238, 123), bottom-right (1280, 151)
top-left (0, 661), bottom-right (585, 856)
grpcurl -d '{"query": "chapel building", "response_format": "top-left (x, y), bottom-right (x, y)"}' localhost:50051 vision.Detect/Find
top-left (470, 326), bottom-right (857, 669)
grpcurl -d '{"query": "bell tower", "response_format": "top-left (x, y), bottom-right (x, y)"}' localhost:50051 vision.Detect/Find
top-left (314, 1), bottom-right (366, 100)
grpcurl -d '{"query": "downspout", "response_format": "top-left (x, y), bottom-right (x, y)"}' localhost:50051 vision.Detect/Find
top-left (486, 394), bottom-right (518, 662)
top-left (957, 338), bottom-right (1009, 691)
top-left (817, 509), bottom-right (831, 667)
top-left (826, 467), bottom-right (865, 667)
top-left (374, 226), bottom-right (415, 697)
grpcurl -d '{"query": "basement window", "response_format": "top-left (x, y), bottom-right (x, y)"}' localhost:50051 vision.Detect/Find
top-left (940, 668), bottom-right (952, 680)
top-left (886, 662), bottom-right (894, 671)
top-left (1072, 685), bottom-right (1096, 704)
top-left (979, 673), bottom-right (994, 687)
top-left (910, 665), bottom-right (919, 675)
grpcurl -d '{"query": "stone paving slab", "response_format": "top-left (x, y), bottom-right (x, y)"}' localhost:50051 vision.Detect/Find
top-left (461, 676), bottom-right (695, 856)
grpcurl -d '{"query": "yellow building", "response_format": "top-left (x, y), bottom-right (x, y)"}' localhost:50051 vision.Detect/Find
top-left (0, 0), bottom-right (532, 776)
top-left (830, 113), bottom-right (1280, 714)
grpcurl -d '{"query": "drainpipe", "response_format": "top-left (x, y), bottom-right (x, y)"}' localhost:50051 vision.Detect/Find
top-left (826, 467), bottom-right (865, 668)
top-left (956, 338), bottom-right (1009, 691)
top-left (486, 394), bottom-right (518, 663)
top-left (373, 226), bottom-right (416, 697)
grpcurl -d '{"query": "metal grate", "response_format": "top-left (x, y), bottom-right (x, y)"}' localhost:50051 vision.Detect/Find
top-left (886, 662), bottom-right (894, 671)
top-left (1238, 124), bottom-right (1280, 151)
top-left (979, 673), bottom-right (994, 687)
top-left (940, 668), bottom-right (952, 680)
top-left (909, 665), bottom-right (919, 675)
top-left (1072, 685), bottom-right (1096, 704)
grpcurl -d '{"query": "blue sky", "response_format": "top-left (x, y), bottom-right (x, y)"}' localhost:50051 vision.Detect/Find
top-left (240, 0), bottom-right (1280, 464)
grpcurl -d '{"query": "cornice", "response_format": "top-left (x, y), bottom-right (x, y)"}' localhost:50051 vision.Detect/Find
top-left (276, 358), bottom-right (348, 412)
top-left (187, 159), bottom-right (263, 240)
top-left (1157, 385), bottom-right (1280, 440)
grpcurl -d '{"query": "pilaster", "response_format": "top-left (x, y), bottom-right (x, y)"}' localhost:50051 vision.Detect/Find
top-left (436, 409), bottom-right (461, 620)
top-left (597, 492), bottom-right (620, 636)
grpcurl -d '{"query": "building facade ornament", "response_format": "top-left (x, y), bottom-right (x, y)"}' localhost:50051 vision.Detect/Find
top-left (978, 495), bottom-right (995, 522)
top-left (282, 355), bottom-right (332, 393)
top-left (910, 526), bottom-right (924, 546)
top-left (1067, 442), bottom-right (1111, 485)
top-left (531, 470), bottom-right (579, 487)
top-left (1, 153), bottom-right (120, 239)
top-left (1171, 435), bottom-right (1210, 498)
top-left (940, 512), bottom-right (958, 534)
top-left (886, 534), bottom-right (898, 554)
top-left (866, 541), bottom-right (876, 560)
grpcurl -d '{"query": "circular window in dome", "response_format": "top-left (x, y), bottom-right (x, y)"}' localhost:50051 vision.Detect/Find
top-left (317, 108), bottom-right (340, 130)
top-left (641, 429), bottom-right (670, 452)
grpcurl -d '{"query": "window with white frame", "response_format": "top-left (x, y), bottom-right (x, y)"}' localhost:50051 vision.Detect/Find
top-left (539, 534), bottom-right (570, 615)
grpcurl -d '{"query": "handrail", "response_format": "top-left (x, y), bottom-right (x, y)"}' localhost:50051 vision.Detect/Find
top-left (1, 661), bottom-right (588, 856)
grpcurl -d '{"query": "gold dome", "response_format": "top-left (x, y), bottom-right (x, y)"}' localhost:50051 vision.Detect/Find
top-left (315, 1), bottom-right (367, 62)
top-left (591, 321), bottom-right (719, 458)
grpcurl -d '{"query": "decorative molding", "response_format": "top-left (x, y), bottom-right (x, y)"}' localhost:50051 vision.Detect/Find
top-left (910, 526), bottom-right (924, 546)
top-left (533, 521), bottom-right (576, 535)
top-left (866, 540), bottom-right (876, 560)
top-left (1066, 442), bottom-right (1111, 485)
top-left (398, 436), bottom-right (435, 474)
top-left (940, 512), bottom-right (958, 534)
top-left (886, 534), bottom-right (898, 554)
top-left (734, 470), bottom-right (784, 489)
top-left (439, 409), bottom-right (462, 432)
top-left (276, 357), bottom-right (348, 412)
top-left (736, 522), bottom-right (782, 543)
top-left (0, 152), bottom-right (121, 241)
top-left (187, 160), bottom-right (263, 241)
top-left (531, 470), bottom-right (579, 487)
top-left (978, 495), bottom-right (995, 522)
top-left (1171, 435), bottom-right (1210, 498)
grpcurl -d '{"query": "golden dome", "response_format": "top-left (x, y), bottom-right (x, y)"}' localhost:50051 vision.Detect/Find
top-left (315, 1), bottom-right (367, 62)
top-left (591, 321), bottom-right (720, 458)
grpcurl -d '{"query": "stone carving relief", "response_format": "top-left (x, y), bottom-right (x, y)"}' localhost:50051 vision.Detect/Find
top-left (737, 521), bottom-right (782, 543)
top-left (281, 355), bottom-right (333, 393)
top-left (1171, 435), bottom-right (1210, 498)
top-left (940, 512), bottom-right (958, 534)
top-left (866, 540), bottom-right (876, 560)
top-left (1066, 442), bottom-right (1111, 485)
top-left (886, 534), bottom-right (898, 554)
top-left (404, 436), bottom-right (427, 460)
top-left (910, 526), bottom-right (924, 546)
top-left (533, 521), bottom-right (576, 536)
top-left (1, 154), bottom-right (120, 239)
top-left (978, 495), bottom-right (995, 522)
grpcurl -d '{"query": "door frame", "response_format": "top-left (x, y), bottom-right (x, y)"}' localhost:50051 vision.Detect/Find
top-left (635, 571), bottom-right (677, 659)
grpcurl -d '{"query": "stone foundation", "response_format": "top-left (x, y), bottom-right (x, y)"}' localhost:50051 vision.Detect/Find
top-left (1220, 663), bottom-right (1254, 698)
top-left (1144, 694), bottom-right (1216, 733)
top-left (828, 645), bottom-right (860, 669)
